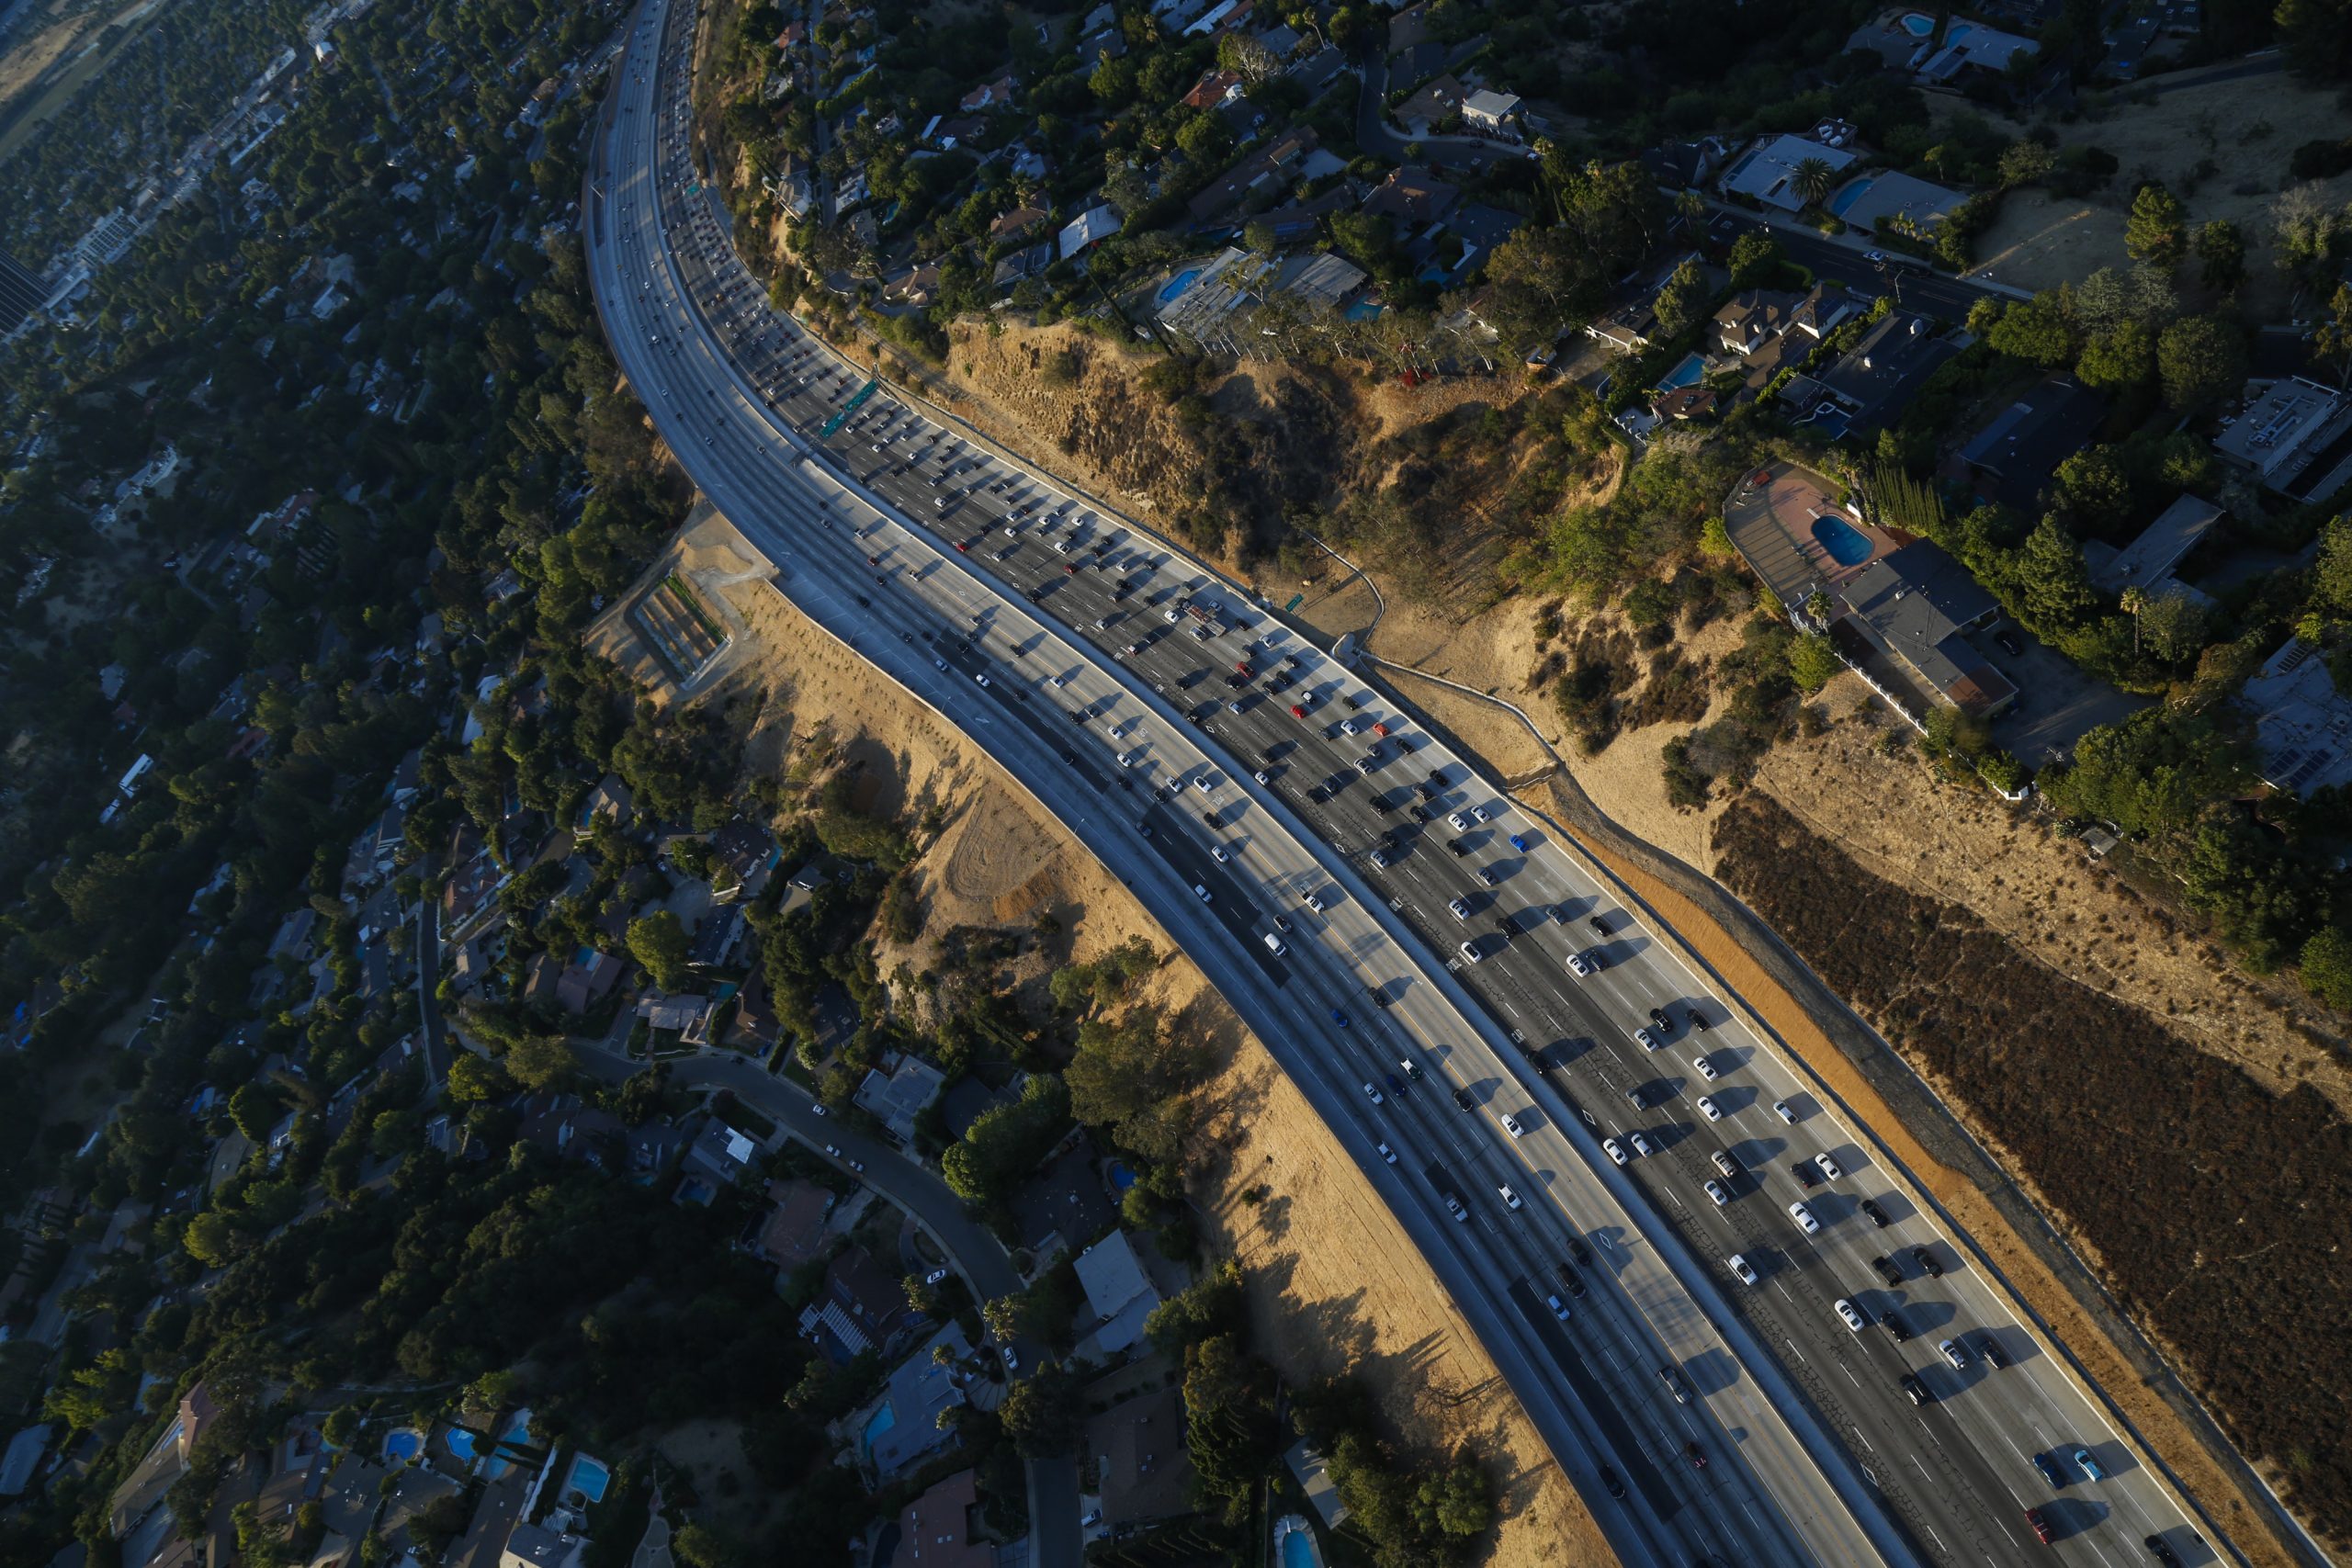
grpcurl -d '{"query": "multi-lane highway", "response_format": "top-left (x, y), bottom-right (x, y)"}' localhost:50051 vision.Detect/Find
top-left (581, 6), bottom-right (2219, 1566)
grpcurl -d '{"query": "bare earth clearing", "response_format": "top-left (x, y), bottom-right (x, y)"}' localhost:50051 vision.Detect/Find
top-left (602, 505), bottom-right (1620, 1567)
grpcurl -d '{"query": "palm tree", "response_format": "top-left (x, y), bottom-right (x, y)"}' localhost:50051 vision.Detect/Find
top-left (2120, 585), bottom-right (2148, 653)
top-left (1792, 156), bottom-right (1835, 210)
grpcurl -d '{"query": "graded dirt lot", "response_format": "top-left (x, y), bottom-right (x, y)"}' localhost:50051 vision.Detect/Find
top-left (1969, 66), bottom-right (2352, 321)
top-left (614, 502), bottom-right (1619, 1565)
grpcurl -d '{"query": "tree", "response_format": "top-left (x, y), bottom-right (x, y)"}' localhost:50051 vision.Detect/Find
top-left (1986, 287), bottom-right (2079, 367)
top-left (2270, 183), bottom-right (2352, 295)
top-left (1241, 220), bottom-right (1278, 256)
top-left (2074, 320), bottom-right (2154, 391)
top-left (672, 1525), bottom-right (745, 1568)
top-left (942, 1074), bottom-right (1069, 1204)
top-left (2052, 446), bottom-right (2132, 532)
top-left (627, 911), bottom-right (691, 990)
top-left (1791, 156), bottom-right (1836, 209)
top-left (1087, 54), bottom-right (1138, 108)
top-left (2138, 588), bottom-right (2209, 664)
top-left (504, 1032), bottom-right (577, 1089)
top-left (183, 1210), bottom-right (245, 1269)
top-left (1176, 111), bottom-right (1231, 167)
top-left (1216, 31), bottom-right (1281, 84)
top-left (1789, 634), bottom-right (1839, 694)
top-left (2300, 923), bottom-right (2352, 1011)
top-left (1413, 1455), bottom-right (1494, 1540)
top-left (2278, 0), bottom-right (2352, 79)
top-left (2155, 315), bottom-right (2245, 412)
top-left (2016, 517), bottom-right (2097, 632)
top-left (447, 1052), bottom-right (511, 1104)
top-left (2119, 585), bottom-right (2150, 655)
top-left (229, 1083), bottom-right (278, 1145)
top-left (2312, 513), bottom-right (2352, 614)
top-left (2124, 182), bottom-right (2188, 267)
top-left (1651, 258), bottom-right (1709, 339)
top-left (2314, 283), bottom-right (2352, 389)
top-left (43, 1348), bottom-right (136, 1434)
top-left (1997, 140), bottom-right (2056, 189)
top-left (1726, 230), bottom-right (1780, 288)
top-left (2194, 219), bottom-right (2245, 292)
top-left (999, 1360), bottom-right (1088, 1455)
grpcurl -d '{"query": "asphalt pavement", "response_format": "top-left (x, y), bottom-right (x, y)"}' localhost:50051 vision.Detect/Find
top-left (582, 6), bottom-right (2220, 1565)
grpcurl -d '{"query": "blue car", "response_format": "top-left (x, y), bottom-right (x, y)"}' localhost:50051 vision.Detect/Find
top-left (2072, 1448), bottom-right (2105, 1482)
top-left (2032, 1452), bottom-right (2067, 1490)
top-left (1510, 832), bottom-right (1532, 852)
top-left (1332, 1010), bottom-right (1351, 1028)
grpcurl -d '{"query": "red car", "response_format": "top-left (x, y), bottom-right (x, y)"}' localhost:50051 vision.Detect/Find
top-left (1290, 705), bottom-right (1307, 719)
top-left (1064, 564), bottom-right (1079, 575)
top-left (953, 539), bottom-right (969, 552)
top-left (1373, 721), bottom-right (1390, 736)
top-left (1234, 661), bottom-right (1253, 676)
top-left (2024, 1509), bottom-right (2052, 1546)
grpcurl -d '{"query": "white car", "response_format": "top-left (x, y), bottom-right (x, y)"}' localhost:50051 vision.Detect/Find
top-left (973, 672), bottom-right (991, 688)
top-left (1458, 942), bottom-right (1483, 964)
top-left (1447, 812), bottom-right (1471, 831)
top-left (1692, 1055), bottom-right (1719, 1082)
top-left (1193, 774), bottom-right (1215, 793)
top-left (1603, 1137), bottom-right (1627, 1167)
top-left (1498, 1184), bottom-right (1522, 1211)
top-left (1055, 541), bottom-right (1072, 553)
top-left (1443, 1193), bottom-right (1467, 1222)
top-left (1788, 1201), bottom-right (1820, 1235)
top-left (1049, 673), bottom-right (1069, 688)
top-left (1634, 1028), bottom-right (1661, 1051)
top-left (1628, 1131), bottom-right (1654, 1158)
top-left (1815, 1152), bottom-right (1844, 1180)
top-left (1835, 1298), bottom-right (1867, 1333)
top-left (1163, 608), bottom-right (1181, 622)
top-left (1448, 897), bottom-right (1471, 921)
top-left (1695, 1095), bottom-right (1723, 1122)
top-left (1727, 1254), bottom-right (1758, 1286)
top-left (1703, 1179), bottom-right (1729, 1207)
top-left (1105, 722), bottom-right (1126, 739)
top-left (1773, 1100), bottom-right (1797, 1124)
top-left (1469, 805), bottom-right (1491, 824)
top-left (1116, 751), bottom-right (1138, 768)
top-left (1210, 845), bottom-right (1229, 863)
top-left (1566, 952), bottom-right (1591, 977)
top-left (1500, 1112), bottom-right (1526, 1139)
top-left (1377, 1141), bottom-right (1397, 1163)
top-left (1363, 1081), bottom-right (1385, 1105)
top-left (1340, 718), bottom-right (1361, 735)
top-left (1253, 769), bottom-right (1269, 784)
top-left (1304, 893), bottom-right (1326, 913)
top-left (1262, 933), bottom-right (1288, 957)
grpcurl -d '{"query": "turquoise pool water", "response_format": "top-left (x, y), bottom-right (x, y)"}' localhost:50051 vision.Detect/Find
top-left (1157, 268), bottom-right (1202, 305)
top-left (1344, 299), bottom-right (1384, 322)
top-left (1900, 10), bottom-right (1935, 34)
top-left (1811, 513), bottom-right (1875, 568)
top-left (1281, 1530), bottom-right (1316, 1568)
top-left (483, 1410), bottom-right (533, 1480)
top-left (383, 1429), bottom-right (423, 1463)
top-left (566, 1455), bottom-right (612, 1505)
top-left (1657, 352), bottom-right (1708, 391)
top-left (446, 1427), bottom-right (481, 1463)
top-left (1827, 175), bottom-right (1873, 218)
top-left (861, 1404), bottom-right (897, 1457)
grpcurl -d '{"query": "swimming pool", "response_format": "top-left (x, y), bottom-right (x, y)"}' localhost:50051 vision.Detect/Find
top-left (1157, 268), bottom-right (1202, 306)
top-left (1811, 513), bottom-right (1876, 568)
top-left (383, 1429), bottom-right (423, 1464)
top-left (1656, 352), bottom-right (1708, 392)
top-left (1274, 1516), bottom-right (1323, 1568)
top-left (565, 1454), bottom-right (612, 1506)
top-left (1900, 9), bottom-right (1935, 35)
top-left (483, 1409), bottom-right (534, 1480)
top-left (1826, 175), bottom-right (1874, 218)
top-left (446, 1427), bottom-right (481, 1464)
top-left (861, 1404), bottom-right (898, 1458)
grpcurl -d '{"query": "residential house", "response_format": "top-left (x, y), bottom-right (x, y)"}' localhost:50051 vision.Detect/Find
top-left (1829, 169), bottom-right (1963, 237)
top-left (1951, 375), bottom-right (2105, 514)
top-left (1389, 73), bottom-right (1464, 139)
top-left (988, 205), bottom-right (1049, 246)
top-left (1086, 1384), bottom-right (1194, 1530)
top-left (1639, 139), bottom-right (1724, 194)
top-left (1717, 133), bottom-right (1858, 211)
top-left (2083, 493), bottom-right (2223, 601)
top-left (686, 905), bottom-right (746, 969)
top-left (854, 1053), bottom-right (946, 1143)
top-left (1651, 384), bottom-right (1719, 423)
top-left (1072, 1229), bottom-right (1163, 1353)
top-left (680, 1117), bottom-right (760, 1190)
top-left (1916, 20), bottom-right (2040, 86)
top-left (797, 1246), bottom-right (922, 1359)
top-left (730, 969), bottom-right (782, 1047)
top-left (499, 1521), bottom-right (587, 1568)
top-left (1361, 164), bottom-right (1458, 230)
top-left (2242, 637), bottom-right (2352, 795)
top-left (576, 775), bottom-right (633, 838)
top-left (2213, 377), bottom-right (2352, 500)
top-left (1815, 311), bottom-right (1956, 434)
top-left (1275, 251), bottom-right (1368, 310)
top-left (1180, 68), bottom-right (1243, 111)
top-left (1187, 127), bottom-right (1323, 227)
top-left (107, 1382), bottom-right (221, 1540)
top-left (866, 1324), bottom-right (973, 1476)
top-left (895, 1469), bottom-right (991, 1568)
top-left (960, 73), bottom-right (1015, 112)
top-left (1713, 290), bottom-right (1808, 357)
top-left (1837, 544), bottom-right (2017, 718)
top-left (884, 261), bottom-right (942, 308)
top-left (522, 951), bottom-right (562, 1009)
top-left (1011, 1135), bottom-right (1117, 1257)
top-left (553, 949), bottom-right (623, 1016)
top-left (1461, 87), bottom-right (1522, 138)
top-left (755, 1179), bottom-right (835, 1269)
top-left (1058, 205), bottom-right (1122, 260)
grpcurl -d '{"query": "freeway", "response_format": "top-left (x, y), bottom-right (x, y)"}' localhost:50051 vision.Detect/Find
top-left (582, 6), bottom-right (2218, 1566)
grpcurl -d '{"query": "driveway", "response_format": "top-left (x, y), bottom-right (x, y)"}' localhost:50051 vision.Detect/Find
top-left (1352, 48), bottom-right (1531, 169)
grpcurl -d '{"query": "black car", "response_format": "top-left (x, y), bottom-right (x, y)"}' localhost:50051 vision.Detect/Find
top-left (2143, 1537), bottom-right (2181, 1566)
top-left (1871, 1254), bottom-right (1905, 1288)
top-left (1452, 1086), bottom-right (1475, 1111)
top-left (1589, 915), bottom-right (1611, 937)
top-left (1372, 796), bottom-right (1394, 815)
top-left (1566, 1236), bottom-right (1593, 1269)
top-left (1978, 1335), bottom-right (2009, 1370)
top-left (1995, 628), bottom-right (2025, 657)
top-left (1860, 1197), bottom-right (1893, 1228)
top-left (1900, 1373), bottom-right (1934, 1406)
top-left (1911, 1245), bottom-right (1945, 1279)
top-left (1368, 987), bottom-right (1391, 1009)
top-left (1408, 804), bottom-right (1431, 822)
top-left (1883, 1309), bottom-right (1913, 1343)
top-left (1555, 1260), bottom-right (1587, 1297)
top-left (1599, 1465), bottom-right (1625, 1500)
top-left (1307, 785), bottom-right (1330, 803)
top-left (1447, 838), bottom-right (1470, 857)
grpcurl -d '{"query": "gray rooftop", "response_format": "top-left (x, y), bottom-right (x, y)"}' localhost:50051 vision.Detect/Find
top-left (2086, 493), bottom-right (2222, 596)
top-left (2242, 638), bottom-right (2352, 796)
